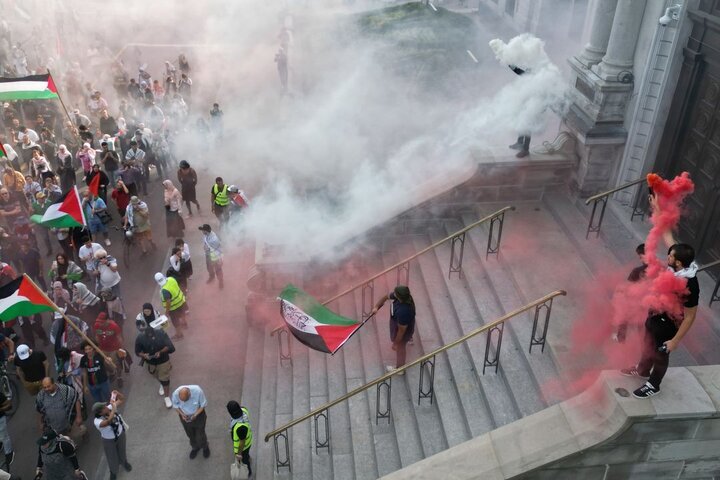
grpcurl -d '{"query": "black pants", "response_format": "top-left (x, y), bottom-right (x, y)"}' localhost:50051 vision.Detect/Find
top-left (637, 315), bottom-right (678, 389)
top-left (20, 314), bottom-right (49, 349)
top-left (181, 410), bottom-right (208, 451)
top-left (239, 447), bottom-right (252, 475)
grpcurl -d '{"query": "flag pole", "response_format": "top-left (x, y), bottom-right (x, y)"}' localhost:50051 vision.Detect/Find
top-left (45, 69), bottom-right (82, 146)
top-left (330, 311), bottom-right (376, 356)
top-left (22, 274), bottom-right (115, 367)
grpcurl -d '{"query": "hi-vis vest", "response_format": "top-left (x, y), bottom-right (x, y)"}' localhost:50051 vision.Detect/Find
top-left (212, 184), bottom-right (230, 206)
top-left (231, 407), bottom-right (253, 453)
top-left (161, 277), bottom-right (185, 311)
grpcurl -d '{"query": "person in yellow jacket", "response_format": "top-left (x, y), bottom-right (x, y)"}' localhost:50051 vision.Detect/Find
top-left (210, 176), bottom-right (230, 224)
top-left (154, 272), bottom-right (188, 340)
top-left (227, 400), bottom-right (252, 478)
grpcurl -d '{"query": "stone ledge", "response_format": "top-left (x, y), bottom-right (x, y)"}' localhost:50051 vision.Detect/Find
top-left (380, 367), bottom-right (720, 480)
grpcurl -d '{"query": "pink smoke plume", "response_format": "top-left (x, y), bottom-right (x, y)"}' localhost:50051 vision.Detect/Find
top-left (556, 172), bottom-right (695, 398)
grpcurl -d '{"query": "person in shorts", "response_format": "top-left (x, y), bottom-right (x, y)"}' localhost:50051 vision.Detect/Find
top-left (134, 311), bottom-right (175, 408)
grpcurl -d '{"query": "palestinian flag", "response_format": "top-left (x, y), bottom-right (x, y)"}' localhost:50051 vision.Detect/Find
top-left (0, 144), bottom-right (6, 160)
top-left (88, 173), bottom-right (101, 197)
top-left (0, 275), bottom-right (55, 322)
top-left (30, 186), bottom-right (86, 228)
top-left (0, 74), bottom-right (59, 101)
top-left (279, 284), bottom-right (363, 354)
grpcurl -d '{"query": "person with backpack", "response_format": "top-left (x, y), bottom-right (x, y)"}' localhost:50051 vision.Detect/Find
top-left (36, 429), bottom-right (86, 480)
top-left (93, 391), bottom-right (132, 480)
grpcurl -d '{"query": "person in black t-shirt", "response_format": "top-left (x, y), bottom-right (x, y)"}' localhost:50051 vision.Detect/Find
top-left (371, 286), bottom-right (416, 374)
top-left (623, 195), bottom-right (700, 399)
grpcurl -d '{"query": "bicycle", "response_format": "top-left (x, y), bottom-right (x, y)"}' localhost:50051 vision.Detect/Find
top-left (114, 225), bottom-right (136, 268)
top-left (0, 361), bottom-right (20, 417)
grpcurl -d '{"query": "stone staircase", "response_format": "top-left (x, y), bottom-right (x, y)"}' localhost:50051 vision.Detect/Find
top-left (239, 189), bottom-right (720, 480)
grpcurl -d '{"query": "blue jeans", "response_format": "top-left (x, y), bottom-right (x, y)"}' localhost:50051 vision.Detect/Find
top-left (89, 380), bottom-right (111, 403)
top-left (0, 416), bottom-right (12, 453)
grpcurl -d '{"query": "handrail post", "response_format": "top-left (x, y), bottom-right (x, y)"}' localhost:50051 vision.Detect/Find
top-left (486, 211), bottom-right (507, 258)
top-left (376, 377), bottom-right (392, 424)
top-left (418, 355), bottom-right (435, 404)
top-left (277, 327), bottom-right (292, 367)
top-left (529, 297), bottom-right (555, 353)
top-left (630, 184), bottom-right (648, 222)
top-left (449, 233), bottom-right (466, 278)
top-left (396, 261), bottom-right (410, 287)
top-left (313, 408), bottom-right (331, 455)
top-left (273, 429), bottom-right (292, 472)
top-left (585, 196), bottom-right (608, 239)
top-left (483, 322), bottom-right (504, 374)
top-left (710, 276), bottom-right (720, 307)
top-left (361, 280), bottom-right (375, 321)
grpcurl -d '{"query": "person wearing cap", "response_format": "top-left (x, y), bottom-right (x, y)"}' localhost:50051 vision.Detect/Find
top-left (13, 344), bottom-right (48, 395)
top-left (227, 400), bottom-right (253, 477)
top-left (36, 428), bottom-right (84, 480)
top-left (124, 196), bottom-right (156, 255)
top-left (154, 272), bottom-right (188, 340)
top-left (177, 160), bottom-right (200, 216)
top-left (93, 391), bottom-right (132, 480)
top-left (134, 307), bottom-right (175, 408)
top-left (199, 224), bottom-right (224, 289)
top-left (371, 286), bottom-right (417, 374)
top-left (172, 385), bottom-right (210, 459)
top-left (71, 109), bottom-right (91, 129)
top-left (124, 139), bottom-right (147, 196)
top-left (36, 377), bottom-right (83, 435)
top-left (210, 177), bottom-right (230, 224)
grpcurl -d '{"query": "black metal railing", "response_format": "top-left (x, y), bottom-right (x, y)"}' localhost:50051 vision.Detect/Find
top-left (585, 177), bottom-right (647, 238)
top-left (264, 290), bottom-right (567, 472)
top-left (699, 260), bottom-right (720, 307)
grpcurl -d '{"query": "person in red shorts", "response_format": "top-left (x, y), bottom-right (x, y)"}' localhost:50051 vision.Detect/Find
top-left (94, 313), bottom-right (131, 388)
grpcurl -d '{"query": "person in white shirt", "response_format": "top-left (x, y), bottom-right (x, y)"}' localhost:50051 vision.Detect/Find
top-left (78, 238), bottom-right (104, 273)
top-left (92, 391), bottom-right (132, 480)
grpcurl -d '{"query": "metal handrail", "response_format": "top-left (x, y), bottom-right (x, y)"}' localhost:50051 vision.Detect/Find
top-left (324, 205), bottom-right (514, 305)
top-left (584, 178), bottom-right (646, 205)
top-left (584, 177), bottom-right (648, 238)
top-left (270, 205), bottom-right (515, 336)
top-left (699, 259), bottom-right (720, 272)
top-left (264, 289), bottom-right (567, 442)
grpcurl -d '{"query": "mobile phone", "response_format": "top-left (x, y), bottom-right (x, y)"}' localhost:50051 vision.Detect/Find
top-left (110, 391), bottom-right (117, 402)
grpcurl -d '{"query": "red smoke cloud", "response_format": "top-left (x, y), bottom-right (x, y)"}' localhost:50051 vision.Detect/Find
top-left (557, 173), bottom-right (695, 398)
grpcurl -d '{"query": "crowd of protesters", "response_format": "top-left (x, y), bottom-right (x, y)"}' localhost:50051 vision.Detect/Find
top-left (0, 51), bottom-right (253, 479)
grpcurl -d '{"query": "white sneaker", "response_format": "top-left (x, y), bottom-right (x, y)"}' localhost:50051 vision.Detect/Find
top-left (105, 239), bottom-right (112, 246)
top-left (164, 397), bottom-right (172, 408)
top-left (158, 385), bottom-right (164, 396)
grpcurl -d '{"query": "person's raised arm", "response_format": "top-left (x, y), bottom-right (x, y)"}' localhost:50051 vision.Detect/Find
top-left (650, 194), bottom-right (676, 248)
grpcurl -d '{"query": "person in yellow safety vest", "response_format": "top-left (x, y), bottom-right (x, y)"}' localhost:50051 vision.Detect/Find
top-left (154, 272), bottom-right (188, 340)
top-left (210, 176), bottom-right (230, 224)
top-left (227, 400), bottom-right (253, 478)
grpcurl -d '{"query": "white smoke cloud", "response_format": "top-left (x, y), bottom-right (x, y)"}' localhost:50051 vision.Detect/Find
top-left (3, 3), bottom-right (573, 263)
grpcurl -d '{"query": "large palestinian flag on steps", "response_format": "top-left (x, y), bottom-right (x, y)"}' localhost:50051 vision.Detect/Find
top-left (0, 74), bottom-right (59, 101)
top-left (279, 284), bottom-right (363, 354)
top-left (0, 275), bottom-right (55, 322)
top-left (30, 186), bottom-right (86, 228)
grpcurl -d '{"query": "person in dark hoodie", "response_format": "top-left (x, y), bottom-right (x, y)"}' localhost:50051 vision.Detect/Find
top-left (134, 304), bottom-right (175, 408)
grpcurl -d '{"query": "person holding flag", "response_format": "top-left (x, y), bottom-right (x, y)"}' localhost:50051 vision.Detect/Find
top-left (86, 164), bottom-right (110, 204)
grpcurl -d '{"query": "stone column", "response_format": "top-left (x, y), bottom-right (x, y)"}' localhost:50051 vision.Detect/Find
top-left (595, 0), bottom-right (648, 80)
top-left (578, 0), bottom-right (619, 67)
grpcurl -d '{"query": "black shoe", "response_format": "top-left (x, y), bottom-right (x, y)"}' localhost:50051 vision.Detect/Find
top-left (203, 446), bottom-right (210, 458)
top-left (516, 150), bottom-right (529, 158)
top-left (189, 448), bottom-right (200, 459)
top-left (632, 382), bottom-right (659, 399)
top-left (124, 462), bottom-right (132, 471)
